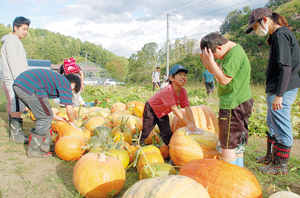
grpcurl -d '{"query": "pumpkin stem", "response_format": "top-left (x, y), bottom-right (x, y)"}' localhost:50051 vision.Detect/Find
top-left (139, 149), bottom-right (156, 177)
top-left (98, 151), bottom-right (106, 161)
top-left (76, 104), bottom-right (83, 121)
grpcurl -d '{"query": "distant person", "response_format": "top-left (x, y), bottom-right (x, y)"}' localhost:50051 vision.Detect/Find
top-left (152, 67), bottom-right (161, 91)
top-left (202, 69), bottom-right (215, 96)
top-left (196, 32), bottom-right (253, 168)
top-left (58, 58), bottom-right (85, 107)
top-left (1, 16), bottom-right (30, 144)
top-left (141, 64), bottom-right (201, 154)
top-left (245, 8), bottom-right (300, 174)
top-left (13, 69), bottom-right (81, 158)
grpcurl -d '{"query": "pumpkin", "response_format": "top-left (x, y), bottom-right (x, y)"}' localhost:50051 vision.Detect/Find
top-left (73, 106), bottom-right (89, 117)
top-left (111, 102), bottom-right (127, 113)
top-left (126, 145), bottom-right (141, 163)
top-left (55, 136), bottom-right (86, 161)
top-left (122, 175), bottom-right (210, 198)
top-left (179, 159), bottom-right (263, 198)
top-left (84, 116), bottom-right (111, 131)
top-left (169, 127), bottom-right (220, 166)
top-left (114, 130), bottom-right (132, 145)
top-left (113, 115), bottom-right (143, 134)
top-left (139, 163), bottom-right (176, 180)
top-left (73, 152), bottom-right (125, 198)
top-left (93, 126), bottom-right (113, 140)
top-left (137, 152), bottom-right (164, 173)
top-left (269, 191), bottom-right (300, 198)
top-left (111, 109), bottom-right (132, 121)
top-left (107, 145), bottom-right (130, 168)
top-left (87, 136), bottom-right (106, 151)
top-left (133, 145), bottom-right (161, 162)
top-left (144, 131), bottom-right (160, 145)
top-left (28, 110), bottom-right (35, 121)
top-left (170, 105), bottom-right (219, 135)
top-left (126, 100), bottom-right (145, 118)
top-left (53, 121), bottom-right (85, 140)
top-left (160, 143), bottom-right (170, 159)
top-left (56, 111), bottom-right (68, 120)
top-left (83, 129), bottom-right (91, 141)
top-left (86, 108), bottom-right (111, 120)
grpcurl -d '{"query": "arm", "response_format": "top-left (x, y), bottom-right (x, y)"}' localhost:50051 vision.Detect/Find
top-left (79, 70), bottom-right (84, 92)
top-left (170, 105), bottom-right (198, 132)
top-left (200, 48), bottom-right (232, 85)
top-left (65, 105), bottom-right (75, 124)
top-left (203, 77), bottom-right (205, 84)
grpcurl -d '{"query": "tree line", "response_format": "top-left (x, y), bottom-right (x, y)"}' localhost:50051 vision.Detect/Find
top-left (1, 0), bottom-right (299, 84)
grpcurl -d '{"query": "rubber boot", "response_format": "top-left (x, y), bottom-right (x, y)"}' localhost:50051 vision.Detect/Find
top-left (259, 143), bottom-right (291, 175)
top-left (219, 156), bottom-right (237, 165)
top-left (9, 117), bottom-right (29, 144)
top-left (236, 153), bottom-right (244, 167)
top-left (256, 136), bottom-right (275, 165)
top-left (27, 129), bottom-right (52, 158)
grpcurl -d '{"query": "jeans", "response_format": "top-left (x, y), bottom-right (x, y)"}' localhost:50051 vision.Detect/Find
top-left (266, 88), bottom-right (298, 147)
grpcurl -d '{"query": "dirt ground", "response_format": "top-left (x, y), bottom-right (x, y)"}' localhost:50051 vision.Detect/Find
top-left (0, 111), bottom-right (299, 198)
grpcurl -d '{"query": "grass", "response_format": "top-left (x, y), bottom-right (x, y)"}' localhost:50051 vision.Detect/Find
top-left (0, 83), bottom-right (299, 197)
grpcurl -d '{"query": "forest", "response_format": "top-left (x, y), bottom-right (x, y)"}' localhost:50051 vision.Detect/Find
top-left (0, 0), bottom-right (299, 84)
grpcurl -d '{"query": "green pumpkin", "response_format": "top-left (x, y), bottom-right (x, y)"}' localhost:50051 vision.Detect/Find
top-left (87, 136), bottom-right (106, 150)
top-left (107, 146), bottom-right (130, 168)
top-left (93, 126), bottom-right (113, 140)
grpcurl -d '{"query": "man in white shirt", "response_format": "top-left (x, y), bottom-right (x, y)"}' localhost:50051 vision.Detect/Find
top-left (151, 67), bottom-right (161, 91)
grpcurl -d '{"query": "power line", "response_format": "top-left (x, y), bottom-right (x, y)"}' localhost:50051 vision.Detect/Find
top-left (173, 0), bottom-right (217, 14)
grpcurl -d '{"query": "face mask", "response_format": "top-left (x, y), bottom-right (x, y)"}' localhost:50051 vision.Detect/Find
top-left (255, 22), bottom-right (269, 37)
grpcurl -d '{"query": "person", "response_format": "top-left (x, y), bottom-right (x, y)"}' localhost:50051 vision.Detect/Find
top-left (141, 64), bottom-right (201, 153)
top-left (13, 69), bottom-right (81, 158)
top-left (58, 61), bottom-right (84, 107)
top-left (197, 32), bottom-right (253, 167)
top-left (151, 67), bottom-right (161, 90)
top-left (245, 8), bottom-right (300, 174)
top-left (202, 69), bottom-right (215, 96)
top-left (1, 16), bottom-right (30, 144)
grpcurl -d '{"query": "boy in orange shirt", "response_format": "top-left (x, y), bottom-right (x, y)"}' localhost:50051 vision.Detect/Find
top-left (141, 64), bottom-right (200, 147)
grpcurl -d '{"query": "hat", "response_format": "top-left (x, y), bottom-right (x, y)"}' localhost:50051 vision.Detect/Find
top-left (245, 8), bottom-right (272, 34)
top-left (169, 64), bottom-right (188, 77)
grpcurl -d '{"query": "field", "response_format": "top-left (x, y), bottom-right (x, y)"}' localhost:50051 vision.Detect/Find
top-left (0, 82), bottom-right (299, 198)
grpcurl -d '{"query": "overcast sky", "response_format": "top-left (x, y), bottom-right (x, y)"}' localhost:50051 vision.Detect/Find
top-left (0, 0), bottom-right (269, 57)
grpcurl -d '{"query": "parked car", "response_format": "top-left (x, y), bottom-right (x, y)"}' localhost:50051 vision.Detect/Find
top-left (83, 77), bottom-right (99, 85)
top-left (104, 78), bottom-right (125, 86)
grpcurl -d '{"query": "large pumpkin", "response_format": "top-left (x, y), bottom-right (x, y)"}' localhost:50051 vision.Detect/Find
top-left (111, 109), bottom-right (132, 121)
top-left (269, 191), bottom-right (300, 198)
top-left (170, 105), bottom-right (219, 135)
top-left (169, 127), bottom-right (220, 166)
top-left (127, 100), bottom-right (145, 118)
top-left (179, 159), bottom-right (263, 198)
top-left (84, 116), bottom-right (111, 131)
top-left (55, 136), bottom-right (86, 161)
top-left (73, 152), bottom-right (125, 198)
top-left (122, 175), bottom-right (210, 198)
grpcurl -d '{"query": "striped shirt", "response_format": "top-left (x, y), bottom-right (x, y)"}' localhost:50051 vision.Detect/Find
top-left (13, 69), bottom-right (73, 105)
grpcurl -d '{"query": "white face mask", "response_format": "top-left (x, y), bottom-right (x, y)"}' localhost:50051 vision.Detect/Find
top-left (255, 22), bottom-right (269, 37)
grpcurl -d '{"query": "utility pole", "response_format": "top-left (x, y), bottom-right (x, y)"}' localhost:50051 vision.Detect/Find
top-left (166, 13), bottom-right (170, 77)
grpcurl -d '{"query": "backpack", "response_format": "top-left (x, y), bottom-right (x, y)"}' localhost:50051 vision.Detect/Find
top-left (63, 57), bottom-right (80, 74)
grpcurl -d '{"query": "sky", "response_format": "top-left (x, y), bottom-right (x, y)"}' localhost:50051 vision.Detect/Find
top-left (0, 0), bottom-right (270, 57)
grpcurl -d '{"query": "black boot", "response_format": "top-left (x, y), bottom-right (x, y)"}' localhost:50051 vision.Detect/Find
top-left (27, 129), bottom-right (52, 158)
top-left (256, 136), bottom-right (276, 165)
top-left (259, 143), bottom-right (291, 175)
top-left (9, 117), bottom-right (29, 144)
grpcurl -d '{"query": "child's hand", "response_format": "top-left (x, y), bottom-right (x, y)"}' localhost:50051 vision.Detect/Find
top-left (186, 123), bottom-right (204, 135)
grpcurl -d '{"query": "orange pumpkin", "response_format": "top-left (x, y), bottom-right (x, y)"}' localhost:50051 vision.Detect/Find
top-left (127, 100), bottom-right (145, 118)
top-left (133, 145), bottom-right (161, 162)
top-left (73, 152), bottom-right (125, 198)
top-left (113, 115), bottom-right (143, 134)
top-left (137, 152), bottom-right (164, 173)
top-left (179, 159), bottom-right (263, 198)
top-left (53, 121), bottom-right (85, 140)
top-left (160, 143), bottom-right (170, 160)
top-left (55, 136), bottom-right (86, 161)
top-left (111, 102), bottom-right (127, 113)
top-left (144, 131), bottom-right (160, 145)
top-left (111, 109), bottom-right (132, 121)
top-left (169, 127), bottom-right (220, 166)
top-left (83, 129), bottom-right (92, 141)
top-left (170, 105), bottom-right (219, 135)
top-left (84, 116), bottom-right (111, 131)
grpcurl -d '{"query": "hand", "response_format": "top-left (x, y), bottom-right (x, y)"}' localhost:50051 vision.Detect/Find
top-left (53, 114), bottom-right (67, 122)
top-left (272, 95), bottom-right (283, 111)
top-left (68, 122), bottom-right (75, 126)
top-left (201, 47), bottom-right (215, 62)
top-left (186, 123), bottom-right (198, 133)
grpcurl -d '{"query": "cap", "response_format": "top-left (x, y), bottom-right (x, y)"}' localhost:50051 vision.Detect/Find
top-left (169, 64), bottom-right (188, 77)
top-left (245, 8), bottom-right (272, 34)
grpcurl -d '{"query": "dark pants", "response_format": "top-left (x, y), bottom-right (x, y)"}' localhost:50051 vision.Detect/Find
top-left (141, 102), bottom-right (173, 145)
top-left (219, 98), bottom-right (253, 149)
top-left (153, 82), bottom-right (161, 90)
top-left (205, 81), bottom-right (214, 95)
top-left (13, 86), bottom-right (53, 136)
